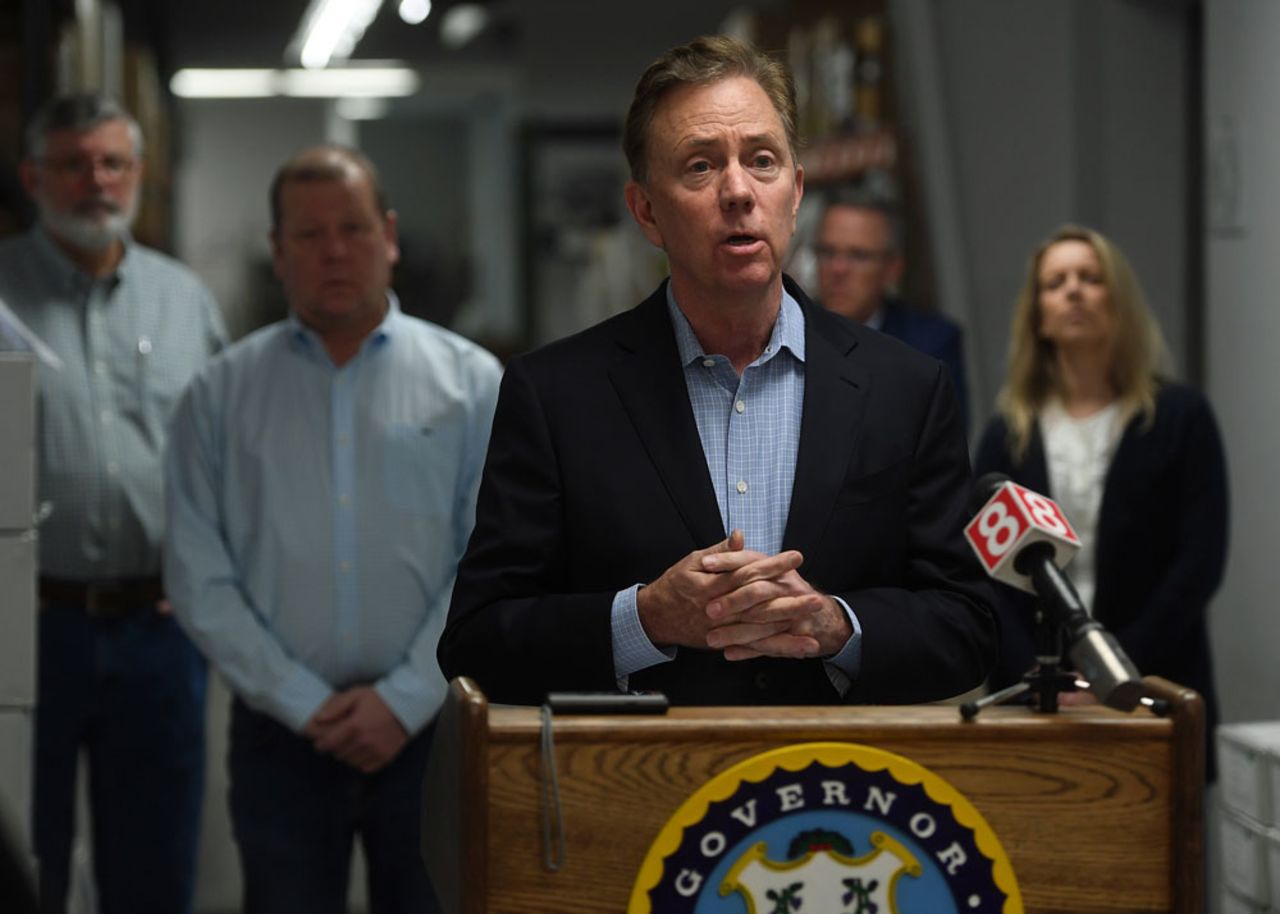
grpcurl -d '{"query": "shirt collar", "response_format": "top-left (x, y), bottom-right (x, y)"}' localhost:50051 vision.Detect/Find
top-left (31, 224), bottom-right (134, 287)
top-left (665, 282), bottom-right (806, 368)
top-left (287, 290), bottom-right (399, 359)
top-left (865, 303), bottom-right (886, 330)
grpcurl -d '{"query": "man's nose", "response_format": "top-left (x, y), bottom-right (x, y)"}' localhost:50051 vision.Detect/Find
top-left (719, 162), bottom-right (754, 211)
top-left (321, 232), bottom-right (348, 258)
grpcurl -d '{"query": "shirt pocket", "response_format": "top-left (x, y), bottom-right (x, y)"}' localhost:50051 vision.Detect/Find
top-left (381, 420), bottom-right (462, 516)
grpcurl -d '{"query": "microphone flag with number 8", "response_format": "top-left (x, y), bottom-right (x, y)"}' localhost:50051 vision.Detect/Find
top-left (964, 476), bottom-right (1080, 594)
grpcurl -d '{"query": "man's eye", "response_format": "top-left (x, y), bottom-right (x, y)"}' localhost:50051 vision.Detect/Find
top-left (752, 154), bottom-right (775, 168)
top-left (689, 161), bottom-right (711, 174)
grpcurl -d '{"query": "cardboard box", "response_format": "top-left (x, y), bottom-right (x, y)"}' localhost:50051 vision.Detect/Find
top-left (0, 532), bottom-right (36, 707)
top-left (0, 354), bottom-right (36, 531)
top-left (1220, 721), bottom-right (1280, 826)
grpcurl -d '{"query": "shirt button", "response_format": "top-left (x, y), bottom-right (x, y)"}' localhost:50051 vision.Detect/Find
top-left (735, 400), bottom-right (746, 414)
top-left (338, 494), bottom-right (350, 506)
top-left (100, 409), bottom-right (113, 424)
top-left (702, 358), bottom-right (715, 368)
top-left (94, 361), bottom-right (108, 376)
top-left (106, 461), bottom-right (119, 475)
top-left (339, 561), bottom-right (352, 573)
top-left (736, 480), bottom-right (748, 495)
top-left (337, 434), bottom-right (351, 445)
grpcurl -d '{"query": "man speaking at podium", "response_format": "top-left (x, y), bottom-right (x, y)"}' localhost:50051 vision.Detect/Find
top-left (440, 36), bottom-right (995, 707)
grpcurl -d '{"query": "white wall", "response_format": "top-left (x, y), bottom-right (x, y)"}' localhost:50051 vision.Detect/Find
top-left (1204, 0), bottom-right (1280, 727)
top-left (174, 99), bottom-right (331, 338)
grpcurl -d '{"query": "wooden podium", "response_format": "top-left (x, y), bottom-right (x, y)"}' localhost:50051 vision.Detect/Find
top-left (422, 677), bottom-right (1204, 914)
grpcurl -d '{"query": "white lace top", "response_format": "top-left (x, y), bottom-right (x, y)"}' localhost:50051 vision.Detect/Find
top-left (1039, 400), bottom-right (1124, 613)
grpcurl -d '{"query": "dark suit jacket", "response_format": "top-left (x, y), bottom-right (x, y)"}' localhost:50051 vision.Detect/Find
top-left (974, 383), bottom-right (1228, 774)
top-left (879, 298), bottom-right (969, 431)
top-left (440, 277), bottom-right (996, 706)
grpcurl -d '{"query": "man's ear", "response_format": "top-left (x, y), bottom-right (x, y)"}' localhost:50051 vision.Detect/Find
top-left (269, 229), bottom-right (284, 281)
top-left (383, 209), bottom-right (400, 267)
top-left (624, 180), bottom-right (664, 249)
top-left (886, 254), bottom-right (906, 290)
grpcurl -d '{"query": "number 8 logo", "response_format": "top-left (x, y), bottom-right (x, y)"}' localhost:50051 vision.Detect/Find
top-left (1021, 491), bottom-right (1069, 535)
top-left (976, 501), bottom-right (1022, 556)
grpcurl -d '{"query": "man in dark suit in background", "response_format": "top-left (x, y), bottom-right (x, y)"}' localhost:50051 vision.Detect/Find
top-left (439, 36), bottom-right (995, 707)
top-left (814, 188), bottom-right (970, 429)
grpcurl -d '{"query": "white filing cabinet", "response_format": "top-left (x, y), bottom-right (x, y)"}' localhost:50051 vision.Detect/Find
top-left (0, 353), bottom-right (37, 862)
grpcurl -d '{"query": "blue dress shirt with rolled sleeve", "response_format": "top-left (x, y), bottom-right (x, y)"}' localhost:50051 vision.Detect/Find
top-left (611, 287), bottom-right (862, 689)
top-left (164, 295), bottom-right (502, 734)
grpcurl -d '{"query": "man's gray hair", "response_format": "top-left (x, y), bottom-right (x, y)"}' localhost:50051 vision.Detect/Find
top-left (25, 93), bottom-right (144, 159)
top-left (822, 186), bottom-right (904, 254)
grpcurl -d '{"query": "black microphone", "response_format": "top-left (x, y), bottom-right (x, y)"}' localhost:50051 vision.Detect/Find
top-left (966, 473), bottom-right (1145, 711)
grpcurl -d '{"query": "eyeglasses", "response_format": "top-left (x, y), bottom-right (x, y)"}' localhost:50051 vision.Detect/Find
top-left (813, 244), bottom-right (893, 267)
top-left (39, 154), bottom-right (137, 181)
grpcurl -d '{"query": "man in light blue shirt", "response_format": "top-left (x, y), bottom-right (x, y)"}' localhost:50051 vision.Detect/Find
top-left (0, 93), bottom-right (225, 914)
top-left (164, 146), bottom-right (500, 913)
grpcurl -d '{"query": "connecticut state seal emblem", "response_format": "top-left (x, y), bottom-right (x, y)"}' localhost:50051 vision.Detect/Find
top-left (628, 742), bottom-right (1022, 913)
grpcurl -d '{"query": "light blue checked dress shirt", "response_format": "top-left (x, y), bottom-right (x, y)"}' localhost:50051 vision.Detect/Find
top-left (611, 286), bottom-right (861, 688)
top-left (0, 227), bottom-right (226, 578)
top-left (164, 296), bottom-right (501, 734)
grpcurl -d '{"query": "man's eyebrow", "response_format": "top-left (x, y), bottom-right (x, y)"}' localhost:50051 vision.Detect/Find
top-left (676, 131), bottom-right (783, 151)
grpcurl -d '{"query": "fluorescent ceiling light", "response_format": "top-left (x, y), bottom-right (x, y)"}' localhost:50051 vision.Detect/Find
top-left (292, 0), bottom-right (384, 69)
top-left (440, 4), bottom-right (489, 48)
top-left (282, 67), bottom-right (418, 96)
top-left (171, 69), bottom-right (277, 98)
top-left (398, 0), bottom-right (432, 26)
top-left (170, 68), bottom-right (420, 99)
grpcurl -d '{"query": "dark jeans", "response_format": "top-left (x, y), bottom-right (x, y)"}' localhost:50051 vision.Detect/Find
top-left (34, 604), bottom-right (207, 914)
top-left (228, 699), bottom-right (441, 914)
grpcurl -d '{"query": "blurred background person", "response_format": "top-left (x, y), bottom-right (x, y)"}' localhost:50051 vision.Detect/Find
top-left (812, 187), bottom-right (969, 429)
top-left (165, 145), bottom-right (501, 914)
top-left (974, 224), bottom-right (1228, 779)
top-left (0, 93), bottom-right (225, 914)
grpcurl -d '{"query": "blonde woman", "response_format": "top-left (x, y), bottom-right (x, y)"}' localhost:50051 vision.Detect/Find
top-left (975, 225), bottom-right (1228, 779)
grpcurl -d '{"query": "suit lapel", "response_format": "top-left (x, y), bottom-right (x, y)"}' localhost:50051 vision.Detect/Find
top-left (607, 286), bottom-right (726, 546)
top-left (783, 288), bottom-right (866, 558)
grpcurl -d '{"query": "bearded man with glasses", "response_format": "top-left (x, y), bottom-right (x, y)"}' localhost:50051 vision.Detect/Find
top-left (0, 93), bottom-right (226, 914)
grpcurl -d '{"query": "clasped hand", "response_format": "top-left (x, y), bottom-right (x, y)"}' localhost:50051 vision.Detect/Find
top-left (636, 530), bottom-right (852, 660)
top-left (302, 685), bottom-right (408, 773)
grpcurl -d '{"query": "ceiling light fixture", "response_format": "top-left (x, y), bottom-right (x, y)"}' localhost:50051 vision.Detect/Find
top-left (291, 0), bottom-right (384, 69)
top-left (397, 0), bottom-right (432, 26)
top-left (170, 67), bottom-right (420, 99)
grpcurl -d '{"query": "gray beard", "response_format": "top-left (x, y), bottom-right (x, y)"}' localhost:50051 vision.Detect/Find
top-left (38, 197), bottom-right (137, 253)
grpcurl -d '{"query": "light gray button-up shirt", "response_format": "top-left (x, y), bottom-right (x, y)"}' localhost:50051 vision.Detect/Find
top-left (0, 227), bottom-right (227, 579)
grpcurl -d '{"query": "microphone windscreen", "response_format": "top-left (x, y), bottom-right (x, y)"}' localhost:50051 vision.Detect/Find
top-left (964, 479), bottom-right (1081, 594)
